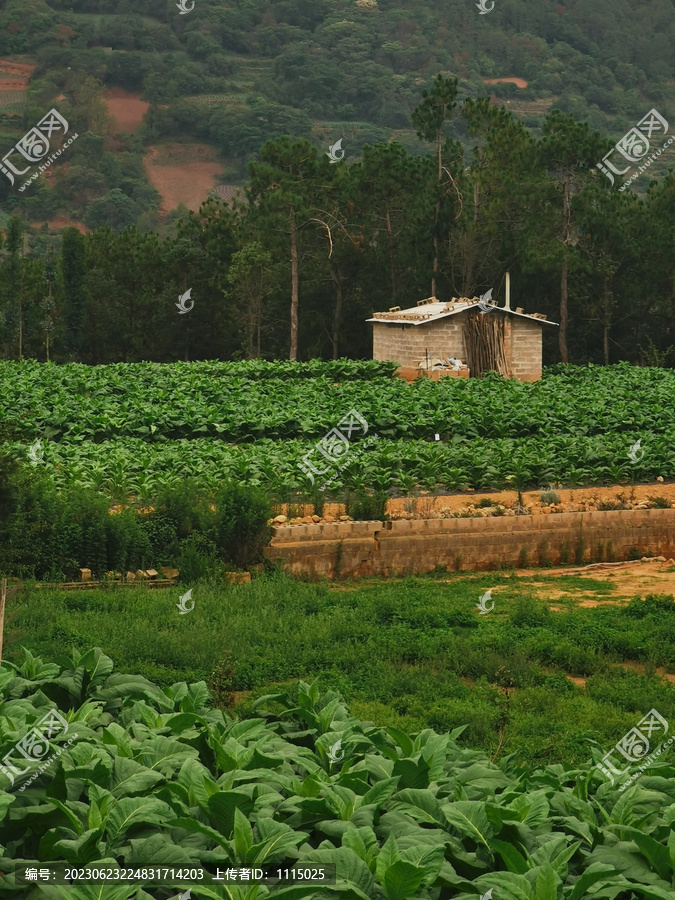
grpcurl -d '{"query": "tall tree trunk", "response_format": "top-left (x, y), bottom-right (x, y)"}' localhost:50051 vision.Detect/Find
top-left (385, 203), bottom-right (397, 297)
top-left (330, 268), bottom-right (342, 360)
top-left (559, 174), bottom-right (571, 363)
top-left (289, 206), bottom-right (299, 361)
top-left (46, 334), bottom-right (50, 363)
top-left (431, 133), bottom-right (442, 297)
top-left (18, 295), bottom-right (22, 361)
top-left (559, 255), bottom-right (568, 363)
top-left (461, 179), bottom-right (480, 297)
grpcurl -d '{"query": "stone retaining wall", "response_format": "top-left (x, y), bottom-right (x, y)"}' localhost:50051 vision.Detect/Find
top-left (264, 509), bottom-right (675, 578)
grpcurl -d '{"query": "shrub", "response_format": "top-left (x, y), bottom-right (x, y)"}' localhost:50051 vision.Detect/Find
top-left (623, 593), bottom-right (675, 619)
top-left (648, 495), bottom-right (671, 508)
top-left (176, 533), bottom-right (223, 582)
top-left (208, 650), bottom-right (238, 708)
top-left (510, 596), bottom-right (551, 628)
top-left (210, 481), bottom-right (271, 569)
top-left (540, 490), bottom-right (561, 506)
top-left (346, 489), bottom-right (388, 520)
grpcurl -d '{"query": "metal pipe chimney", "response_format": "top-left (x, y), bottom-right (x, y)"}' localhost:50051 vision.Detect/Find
top-left (505, 271), bottom-right (511, 311)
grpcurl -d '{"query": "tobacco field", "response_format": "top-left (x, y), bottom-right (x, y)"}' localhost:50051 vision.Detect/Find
top-left (1, 647), bottom-right (675, 900)
top-left (2, 361), bottom-right (675, 501)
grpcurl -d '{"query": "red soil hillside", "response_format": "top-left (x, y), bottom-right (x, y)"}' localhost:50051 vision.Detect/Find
top-left (482, 76), bottom-right (528, 88)
top-left (143, 143), bottom-right (225, 215)
top-left (103, 88), bottom-right (149, 133)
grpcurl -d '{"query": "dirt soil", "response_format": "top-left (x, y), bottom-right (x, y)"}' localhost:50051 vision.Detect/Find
top-left (0, 58), bottom-right (34, 90)
top-left (143, 144), bottom-right (225, 215)
top-left (281, 481), bottom-right (675, 520)
top-left (384, 482), bottom-right (675, 518)
top-left (482, 76), bottom-right (528, 88)
top-left (512, 558), bottom-right (675, 606)
top-left (103, 88), bottom-right (149, 133)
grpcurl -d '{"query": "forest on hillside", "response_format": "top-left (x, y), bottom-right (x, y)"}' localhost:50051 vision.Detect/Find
top-left (0, 0), bottom-right (672, 189)
top-left (2, 0), bottom-right (672, 130)
top-left (0, 0), bottom-right (673, 366)
top-left (0, 83), bottom-right (673, 367)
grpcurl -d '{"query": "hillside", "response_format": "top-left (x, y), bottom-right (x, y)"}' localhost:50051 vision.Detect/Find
top-left (0, 0), bottom-right (673, 230)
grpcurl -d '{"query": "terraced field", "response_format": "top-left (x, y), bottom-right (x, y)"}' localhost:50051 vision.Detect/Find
top-left (2, 360), bottom-right (674, 502)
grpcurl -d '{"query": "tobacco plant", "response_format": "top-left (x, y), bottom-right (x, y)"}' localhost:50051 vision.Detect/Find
top-left (0, 649), bottom-right (674, 900)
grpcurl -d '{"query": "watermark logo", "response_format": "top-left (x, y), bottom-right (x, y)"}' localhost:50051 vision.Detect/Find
top-left (176, 0), bottom-right (194, 12)
top-left (298, 409), bottom-right (379, 492)
top-left (326, 139), bottom-right (345, 164)
top-left (177, 588), bottom-right (195, 614)
top-left (596, 109), bottom-right (670, 189)
top-left (595, 708), bottom-right (673, 788)
top-left (176, 288), bottom-right (194, 314)
top-left (1, 109), bottom-right (78, 191)
top-left (477, 589), bottom-right (494, 615)
top-left (179, 892), bottom-right (191, 900)
top-left (0, 708), bottom-right (74, 790)
top-left (327, 739), bottom-right (344, 765)
top-left (28, 439), bottom-right (44, 465)
top-left (476, 0), bottom-right (495, 12)
top-left (480, 891), bottom-right (494, 900)
top-left (477, 289), bottom-right (495, 314)
top-left (627, 439), bottom-right (644, 463)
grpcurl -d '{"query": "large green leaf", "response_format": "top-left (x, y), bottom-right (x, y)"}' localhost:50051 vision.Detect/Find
top-left (104, 797), bottom-right (175, 845)
top-left (381, 860), bottom-right (426, 900)
top-left (110, 757), bottom-right (165, 798)
top-left (442, 801), bottom-right (493, 847)
top-left (207, 791), bottom-right (256, 838)
top-left (533, 862), bottom-right (558, 900)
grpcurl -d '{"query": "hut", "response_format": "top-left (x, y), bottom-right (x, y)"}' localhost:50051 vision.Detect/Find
top-left (366, 288), bottom-right (557, 382)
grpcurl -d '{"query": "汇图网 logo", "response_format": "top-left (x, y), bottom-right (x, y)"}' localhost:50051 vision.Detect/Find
top-left (1, 109), bottom-right (78, 191)
top-left (477, 589), bottom-right (494, 615)
top-left (597, 109), bottom-right (670, 189)
top-left (477, 289), bottom-right (495, 314)
top-left (327, 739), bottom-right (345, 765)
top-left (176, 289), bottom-right (194, 314)
top-left (177, 589), bottom-right (195, 614)
top-left (326, 139), bottom-right (345, 163)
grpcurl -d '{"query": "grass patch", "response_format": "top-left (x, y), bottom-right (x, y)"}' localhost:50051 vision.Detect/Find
top-left (6, 570), bottom-right (675, 766)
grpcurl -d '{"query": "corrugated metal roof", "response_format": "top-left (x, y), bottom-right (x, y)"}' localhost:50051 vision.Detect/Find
top-left (366, 298), bottom-right (558, 326)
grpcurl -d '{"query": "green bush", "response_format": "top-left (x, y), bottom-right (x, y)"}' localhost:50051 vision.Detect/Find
top-left (176, 532), bottom-right (223, 582)
top-left (346, 489), bottom-right (388, 520)
top-left (509, 596), bottom-right (552, 628)
top-left (0, 463), bottom-right (270, 579)
top-left (623, 592), bottom-right (675, 618)
top-left (210, 481), bottom-right (271, 569)
top-left (540, 489), bottom-right (561, 505)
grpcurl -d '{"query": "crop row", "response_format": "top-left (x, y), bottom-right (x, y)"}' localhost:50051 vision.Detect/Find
top-left (3, 648), bottom-right (672, 900)
top-left (7, 431), bottom-right (673, 499)
top-left (2, 362), bottom-right (675, 443)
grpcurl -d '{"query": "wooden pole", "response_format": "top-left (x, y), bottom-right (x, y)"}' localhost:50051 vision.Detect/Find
top-left (0, 578), bottom-right (6, 664)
